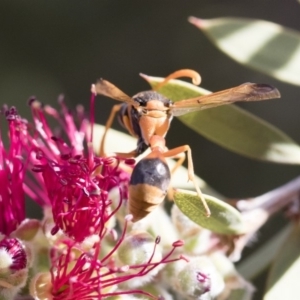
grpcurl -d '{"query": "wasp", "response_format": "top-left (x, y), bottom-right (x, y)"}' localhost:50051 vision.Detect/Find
top-left (128, 134), bottom-right (205, 222)
top-left (95, 69), bottom-right (280, 158)
top-left (95, 69), bottom-right (280, 218)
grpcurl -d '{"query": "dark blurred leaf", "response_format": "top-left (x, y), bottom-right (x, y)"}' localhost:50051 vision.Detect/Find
top-left (144, 75), bottom-right (300, 164)
top-left (173, 189), bottom-right (245, 234)
top-left (227, 289), bottom-right (253, 300)
top-left (189, 16), bottom-right (300, 86)
top-left (264, 224), bottom-right (300, 299)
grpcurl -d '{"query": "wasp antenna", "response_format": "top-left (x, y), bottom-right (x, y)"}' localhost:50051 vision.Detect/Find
top-left (152, 69), bottom-right (201, 91)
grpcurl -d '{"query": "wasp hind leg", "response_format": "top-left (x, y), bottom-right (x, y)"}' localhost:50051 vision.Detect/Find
top-left (165, 150), bottom-right (186, 201)
top-left (163, 145), bottom-right (211, 217)
top-left (169, 151), bottom-right (186, 175)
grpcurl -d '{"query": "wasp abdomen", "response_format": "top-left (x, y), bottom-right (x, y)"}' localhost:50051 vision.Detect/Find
top-left (129, 158), bottom-right (170, 222)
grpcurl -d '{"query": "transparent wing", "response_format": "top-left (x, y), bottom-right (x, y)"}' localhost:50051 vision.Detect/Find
top-left (170, 83), bottom-right (281, 116)
top-left (95, 79), bottom-right (139, 107)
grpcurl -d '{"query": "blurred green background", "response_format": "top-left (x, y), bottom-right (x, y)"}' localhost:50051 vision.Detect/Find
top-left (1, 0), bottom-right (300, 198)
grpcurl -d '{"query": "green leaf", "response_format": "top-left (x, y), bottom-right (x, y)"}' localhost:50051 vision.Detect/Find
top-left (173, 189), bottom-right (245, 235)
top-left (189, 16), bottom-right (300, 86)
top-left (144, 75), bottom-right (300, 164)
top-left (264, 224), bottom-right (300, 300)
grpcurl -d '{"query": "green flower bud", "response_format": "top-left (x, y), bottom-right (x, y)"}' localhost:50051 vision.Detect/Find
top-left (168, 256), bottom-right (225, 299)
top-left (117, 231), bottom-right (163, 288)
top-left (12, 219), bottom-right (41, 241)
top-left (131, 205), bottom-right (178, 247)
top-left (29, 272), bottom-right (52, 300)
top-left (117, 231), bottom-right (162, 266)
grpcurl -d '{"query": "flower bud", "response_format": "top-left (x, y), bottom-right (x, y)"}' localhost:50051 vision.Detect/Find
top-left (29, 272), bottom-right (52, 300)
top-left (171, 205), bottom-right (211, 254)
top-left (116, 231), bottom-right (163, 288)
top-left (131, 205), bottom-right (178, 247)
top-left (12, 219), bottom-right (40, 241)
top-left (171, 204), bottom-right (201, 237)
top-left (210, 252), bottom-right (255, 299)
top-left (165, 256), bottom-right (225, 299)
top-left (0, 238), bottom-right (29, 299)
top-left (117, 231), bottom-right (162, 266)
top-left (0, 238), bottom-right (27, 274)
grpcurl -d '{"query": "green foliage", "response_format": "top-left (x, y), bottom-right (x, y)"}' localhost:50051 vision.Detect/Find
top-left (264, 224), bottom-right (300, 300)
top-left (189, 17), bottom-right (300, 86)
top-left (185, 14), bottom-right (300, 300)
top-left (173, 189), bottom-right (245, 235)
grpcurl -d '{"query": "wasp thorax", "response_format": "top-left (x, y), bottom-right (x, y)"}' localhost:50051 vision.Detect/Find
top-left (134, 91), bottom-right (172, 119)
top-left (133, 91), bottom-right (172, 107)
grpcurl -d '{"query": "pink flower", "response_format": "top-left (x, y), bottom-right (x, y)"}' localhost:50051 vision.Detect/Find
top-left (0, 237), bottom-right (27, 272)
top-left (25, 96), bottom-right (128, 242)
top-left (0, 237), bottom-right (29, 298)
top-left (39, 152), bottom-right (122, 242)
top-left (0, 89), bottom-right (187, 300)
top-left (0, 107), bottom-right (26, 235)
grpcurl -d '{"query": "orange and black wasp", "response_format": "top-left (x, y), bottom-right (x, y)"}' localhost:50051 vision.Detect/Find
top-left (95, 69), bottom-right (280, 219)
top-left (95, 69), bottom-right (280, 157)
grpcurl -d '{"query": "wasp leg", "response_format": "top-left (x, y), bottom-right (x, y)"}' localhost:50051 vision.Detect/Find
top-left (169, 151), bottom-right (186, 175)
top-left (152, 69), bottom-right (201, 91)
top-left (115, 149), bottom-right (139, 159)
top-left (164, 150), bottom-right (186, 201)
top-left (100, 104), bottom-right (122, 157)
top-left (163, 145), bottom-right (211, 217)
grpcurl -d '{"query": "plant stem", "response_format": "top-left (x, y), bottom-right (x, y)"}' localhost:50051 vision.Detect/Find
top-left (237, 176), bottom-right (300, 216)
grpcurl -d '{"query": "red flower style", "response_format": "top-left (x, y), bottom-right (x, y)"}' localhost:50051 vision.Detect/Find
top-left (49, 225), bottom-right (185, 299)
top-left (25, 95), bottom-right (129, 242)
top-left (0, 89), bottom-right (187, 300)
top-left (0, 106), bottom-right (26, 235)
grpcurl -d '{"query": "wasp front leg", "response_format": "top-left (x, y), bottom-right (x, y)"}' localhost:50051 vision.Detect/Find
top-left (99, 104), bottom-right (122, 157)
top-left (114, 149), bottom-right (139, 159)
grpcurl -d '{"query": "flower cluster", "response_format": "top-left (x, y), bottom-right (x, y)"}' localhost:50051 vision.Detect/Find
top-left (0, 89), bottom-right (249, 300)
top-left (0, 106), bottom-right (25, 236)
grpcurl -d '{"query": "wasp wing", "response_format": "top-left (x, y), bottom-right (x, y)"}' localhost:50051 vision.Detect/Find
top-left (95, 79), bottom-right (139, 107)
top-left (170, 83), bottom-right (280, 116)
